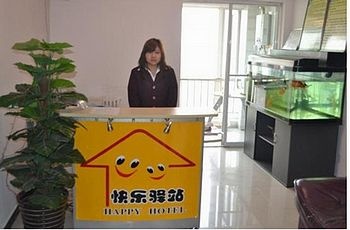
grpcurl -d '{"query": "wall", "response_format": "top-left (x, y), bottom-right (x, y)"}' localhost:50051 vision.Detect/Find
top-left (0, 0), bottom-right (48, 227)
top-left (288, 0), bottom-right (346, 177)
top-left (183, 0), bottom-right (298, 46)
top-left (49, 0), bottom-right (295, 106)
top-left (335, 91), bottom-right (347, 177)
top-left (0, 0), bottom-right (345, 226)
top-left (49, 0), bottom-right (345, 176)
top-left (292, 0), bottom-right (308, 29)
top-left (49, 0), bottom-right (182, 107)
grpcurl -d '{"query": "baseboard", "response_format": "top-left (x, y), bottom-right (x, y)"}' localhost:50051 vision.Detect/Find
top-left (4, 206), bottom-right (19, 229)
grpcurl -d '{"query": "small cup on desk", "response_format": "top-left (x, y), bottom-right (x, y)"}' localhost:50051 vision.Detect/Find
top-left (77, 100), bottom-right (88, 109)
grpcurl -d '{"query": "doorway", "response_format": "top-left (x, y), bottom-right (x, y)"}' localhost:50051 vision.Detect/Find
top-left (180, 2), bottom-right (281, 146)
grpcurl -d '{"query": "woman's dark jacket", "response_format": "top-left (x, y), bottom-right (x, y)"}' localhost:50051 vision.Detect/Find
top-left (127, 66), bottom-right (178, 107)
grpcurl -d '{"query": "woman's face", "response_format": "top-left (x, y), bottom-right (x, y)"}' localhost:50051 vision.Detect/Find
top-left (145, 46), bottom-right (161, 67)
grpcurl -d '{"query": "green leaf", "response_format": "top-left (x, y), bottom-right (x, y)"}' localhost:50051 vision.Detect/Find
top-left (47, 101), bottom-right (66, 111)
top-left (49, 121), bottom-right (75, 138)
top-left (40, 116), bottom-right (76, 138)
top-left (6, 167), bottom-right (35, 191)
top-left (9, 178), bottom-right (25, 189)
top-left (22, 177), bottom-right (38, 192)
top-left (14, 50), bottom-right (75, 77)
top-left (55, 57), bottom-right (74, 65)
top-left (51, 79), bottom-right (76, 89)
top-left (0, 92), bottom-right (24, 107)
top-left (0, 94), bottom-right (39, 110)
top-left (12, 38), bottom-right (42, 51)
top-left (30, 138), bottom-right (55, 157)
top-left (41, 41), bottom-right (73, 54)
top-left (14, 63), bottom-right (48, 78)
top-left (19, 106), bottom-right (41, 120)
top-left (46, 166), bottom-right (75, 187)
top-left (69, 149), bottom-right (85, 164)
top-left (0, 154), bottom-right (34, 168)
top-left (12, 38), bottom-right (73, 55)
top-left (58, 91), bottom-right (88, 103)
top-left (29, 194), bottom-right (63, 209)
top-left (31, 154), bottom-right (50, 168)
top-left (51, 149), bottom-right (85, 164)
top-left (15, 83), bottom-right (32, 93)
top-left (50, 59), bottom-right (75, 74)
top-left (29, 53), bottom-right (53, 66)
top-left (0, 86), bottom-right (39, 108)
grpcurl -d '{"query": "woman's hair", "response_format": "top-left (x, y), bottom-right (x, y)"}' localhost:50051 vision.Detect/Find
top-left (138, 38), bottom-right (168, 70)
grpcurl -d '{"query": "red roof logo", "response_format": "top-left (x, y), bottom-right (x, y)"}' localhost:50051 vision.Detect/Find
top-left (80, 129), bottom-right (196, 206)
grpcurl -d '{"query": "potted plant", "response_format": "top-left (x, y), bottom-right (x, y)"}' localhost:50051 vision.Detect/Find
top-left (0, 38), bottom-right (87, 228)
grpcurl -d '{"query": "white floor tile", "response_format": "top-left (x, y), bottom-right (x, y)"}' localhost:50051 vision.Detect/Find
top-left (10, 147), bottom-right (299, 229)
top-left (199, 147), bottom-right (299, 229)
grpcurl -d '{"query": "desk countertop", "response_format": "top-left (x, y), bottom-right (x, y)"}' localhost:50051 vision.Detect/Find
top-left (59, 107), bottom-right (217, 119)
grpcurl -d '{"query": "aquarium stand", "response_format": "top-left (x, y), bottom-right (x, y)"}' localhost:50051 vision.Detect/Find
top-left (243, 104), bottom-right (339, 187)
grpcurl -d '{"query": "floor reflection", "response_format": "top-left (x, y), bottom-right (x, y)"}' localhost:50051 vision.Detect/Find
top-left (199, 147), bottom-right (299, 229)
top-left (10, 147), bottom-right (298, 229)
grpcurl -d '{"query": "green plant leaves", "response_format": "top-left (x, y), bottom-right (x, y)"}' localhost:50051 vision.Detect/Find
top-left (0, 155), bottom-right (34, 169)
top-left (15, 83), bottom-right (32, 93)
top-left (0, 92), bottom-right (25, 107)
top-left (22, 178), bottom-right (38, 192)
top-left (50, 148), bottom-right (85, 164)
top-left (29, 191), bottom-right (67, 209)
top-left (12, 38), bottom-right (72, 54)
top-left (41, 41), bottom-right (73, 54)
top-left (20, 105), bottom-right (41, 119)
top-left (15, 59), bottom-right (76, 79)
top-left (51, 79), bottom-right (76, 89)
top-left (30, 53), bottom-right (54, 66)
top-left (5, 165), bottom-right (36, 192)
top-left (12, 38), bottom-right (42, 51)
top-left (51, 57), bottom-right (75, 74)
top-left (58, 91), bottom-right (88, 104)
top-left (0, 38), bottom-right (87, 209)
top-left (14, 63), bottom-right (47, 78)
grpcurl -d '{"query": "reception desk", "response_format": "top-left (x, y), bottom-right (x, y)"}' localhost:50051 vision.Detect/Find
top-left (60, 107), bottom-right (216, 228)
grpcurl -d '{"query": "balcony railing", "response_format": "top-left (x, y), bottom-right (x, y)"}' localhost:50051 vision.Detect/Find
top-left (179, 75), bottom-right (248, 129)
top-left (179, 78), bottom-right (223, 108)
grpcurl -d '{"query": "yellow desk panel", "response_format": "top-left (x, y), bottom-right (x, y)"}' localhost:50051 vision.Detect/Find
top-left (74, 121), bottom-right (203, 222)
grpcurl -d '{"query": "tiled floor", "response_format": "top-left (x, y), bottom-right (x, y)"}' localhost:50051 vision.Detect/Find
top-left (10, 147), bottom-right (299, 228)
top-left (200, 147), bottom-right (298, 228)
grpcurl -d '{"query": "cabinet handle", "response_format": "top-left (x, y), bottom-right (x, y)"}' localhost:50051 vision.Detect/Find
top-left (273, 132), bottom-right (277, 143)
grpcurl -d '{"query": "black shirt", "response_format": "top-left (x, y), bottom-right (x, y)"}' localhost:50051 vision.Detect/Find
top-left (127, 66), bottom-right (178, 107)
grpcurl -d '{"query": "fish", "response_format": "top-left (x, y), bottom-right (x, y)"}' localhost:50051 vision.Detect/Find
top-left (291, 80), bottom-right (307, 88)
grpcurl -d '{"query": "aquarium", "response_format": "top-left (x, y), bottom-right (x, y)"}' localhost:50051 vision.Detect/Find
top-left (247, 62), bottom-right (345, 121)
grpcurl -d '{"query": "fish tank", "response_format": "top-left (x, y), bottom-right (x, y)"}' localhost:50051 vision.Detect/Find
top-left (247, 55), bottom-right (345, 121)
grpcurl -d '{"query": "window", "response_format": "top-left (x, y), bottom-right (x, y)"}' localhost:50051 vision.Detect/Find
top-left (180, 2), bottom-right (281, 146)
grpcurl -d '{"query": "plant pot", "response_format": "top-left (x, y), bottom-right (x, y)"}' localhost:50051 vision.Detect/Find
top-left (17, 191), bottom-right (67, 229)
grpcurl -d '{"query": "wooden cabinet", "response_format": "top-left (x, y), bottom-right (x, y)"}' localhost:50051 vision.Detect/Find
top-left (244, 104), bottom-right (339, 187)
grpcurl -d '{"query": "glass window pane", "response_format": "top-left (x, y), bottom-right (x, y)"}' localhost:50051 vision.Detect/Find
top-left (181, 6), bottom-right (221, 79)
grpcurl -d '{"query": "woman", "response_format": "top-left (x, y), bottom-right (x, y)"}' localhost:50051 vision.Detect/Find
top-left (128, 38), bottom-right (178, 107)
